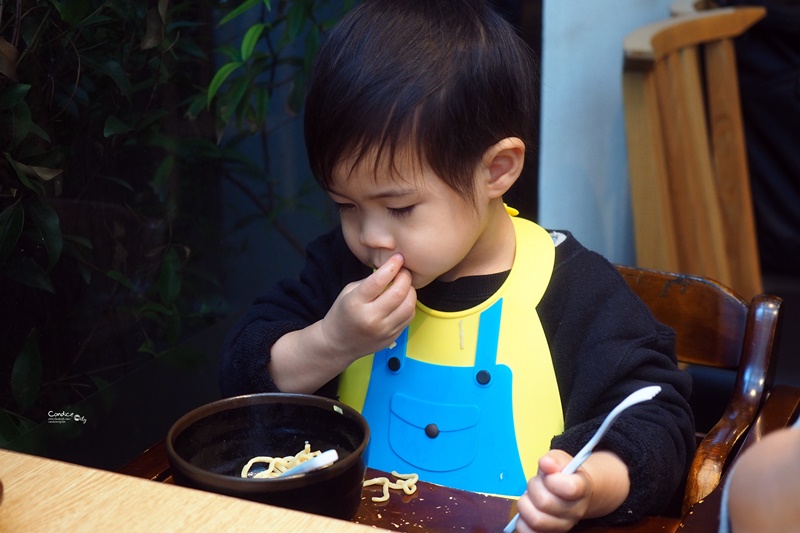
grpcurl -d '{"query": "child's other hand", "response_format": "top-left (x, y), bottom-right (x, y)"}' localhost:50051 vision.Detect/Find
top-left (514, 450), bottom-right (592, 533)
top-left (320, 253), bottom-right (416, 360)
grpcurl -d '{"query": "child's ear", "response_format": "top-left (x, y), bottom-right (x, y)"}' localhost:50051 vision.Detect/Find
top-left (481, 137), bottom-right (525, 199)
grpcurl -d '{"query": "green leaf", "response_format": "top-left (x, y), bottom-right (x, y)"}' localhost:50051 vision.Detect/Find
top-left (103, 115), bottom-right (134, 137)
top-left (0, 84), bottom-right (30, 110)
top-left (88, 375), bottom-right (112, 391)
top-left (98, 174), bottom-right (134, 192)
top-left (241, 23), bottom-right (266, 61)
top-left (207, 61), bottom-right (242, 106)
top-left (216, 44), bottom-right (241, 63)
top-left (285, 2), bottom-right (307, 44)
top-left (0, 200), bottom-right (24, 267)
top-left (56, 1), bottom-right (92, 25)
top-left (0, 37), bottom-right (20, 82)
top-left (158, 247), bottom-right (181, 306)
top-left (138, 339), bottom-right (157, 355)
top-left (11, 330), bottom-right (42, 412)
top-left (305, 24), bottom-right (320, 70)
top-left (150, 154), bottom-right (175, 202)
top-left (9, 101), bottom-right (32, 149)
top-left (26, 120), bottom-right (51, 143)
top-left (106, 269), bottom-right (134, 289)
top-left (25, 197), bottom-right (62, 270)
top-left (141, 5), bottom-right (164, 50)
top-left (218, 0), bottom-right (262, 27)
top-left (3, 152), bottom-right (45, 195)
top-left (63, 234), bottom-right (93, 250)
top-left (28, 165), bottom-right (63, 182)
top-left (286, 70), bottom-right (307, 115)
top-left (139, 301), bottom-right (174, 316)
top-left (185, 93), bottom-right (207, 120)
top-left (3, 255), bottom-right (55, 293)
top-left (253, 87), bottom-right (270, 130)
top-left (220, 75), bottom-right (250, 125)
top-left (83, 58), bottom-right (133, 94)
top-left (165, 306), bottom-right (181, 345)
top-left (62, 235), bottom-right (94, 284)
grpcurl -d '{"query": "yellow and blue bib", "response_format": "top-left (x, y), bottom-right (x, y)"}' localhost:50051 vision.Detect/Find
top-left (338, 216), bottom-right (563, 496)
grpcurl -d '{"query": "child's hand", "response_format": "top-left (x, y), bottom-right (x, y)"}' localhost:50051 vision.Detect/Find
top-left (514, 449), bottom-right (629, 533)
top-left (513, 450), bottom-right (592, 533)
top-left (320, 253), bottom-right (416, 361)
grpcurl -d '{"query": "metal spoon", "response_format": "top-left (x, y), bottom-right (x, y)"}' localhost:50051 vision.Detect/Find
top-left (503, 385), bottom-right (662, 533)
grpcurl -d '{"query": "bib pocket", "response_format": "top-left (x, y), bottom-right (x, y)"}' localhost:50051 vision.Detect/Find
top-left (388, 393), bottom-right (480, 471)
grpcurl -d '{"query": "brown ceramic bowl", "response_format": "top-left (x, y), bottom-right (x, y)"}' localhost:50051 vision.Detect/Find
top-left (166, 393), bottom-right (370, 520)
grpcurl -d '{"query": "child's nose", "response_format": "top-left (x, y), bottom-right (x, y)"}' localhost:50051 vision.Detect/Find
top-left (359, 222), bottom-right (395, 251)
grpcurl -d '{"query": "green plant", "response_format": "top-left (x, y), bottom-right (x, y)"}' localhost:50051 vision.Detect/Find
top-left (0, 0), bottom-right (355, 448)
top-left (0, 0), bottom-right (225, 444)
top-left (193, 0), bottom-right (354, 255)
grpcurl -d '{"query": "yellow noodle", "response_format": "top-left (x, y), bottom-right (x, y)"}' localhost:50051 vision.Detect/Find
top-left (363, 476), bottom-right (391, 502)
top-left (363, 471), bottom-right (419, 502)
top-left (240, 442), bottom-right (322, 479)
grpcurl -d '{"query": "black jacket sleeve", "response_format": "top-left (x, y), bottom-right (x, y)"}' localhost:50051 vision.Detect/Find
top-left (218, 226), bottom-right (369, 398)
top-left (540, 232), bottom-right (695, 524)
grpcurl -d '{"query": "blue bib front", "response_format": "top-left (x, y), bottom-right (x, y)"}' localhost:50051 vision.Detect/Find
top-left (338, 216), bottom-right (563, 496)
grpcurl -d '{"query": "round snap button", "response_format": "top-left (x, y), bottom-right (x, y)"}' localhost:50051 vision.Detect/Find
top-left (425, 423), bottom-right (439, 439)
top-left (388, 357), bottom-right (401, 372)
top-left (476, 369), bottom-right (491, 385)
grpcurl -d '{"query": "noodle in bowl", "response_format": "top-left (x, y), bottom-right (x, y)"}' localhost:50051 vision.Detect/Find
top-left (166, 393), bottom-right (370, 520)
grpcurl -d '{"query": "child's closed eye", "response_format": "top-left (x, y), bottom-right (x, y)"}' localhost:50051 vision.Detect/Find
top-left (388, 205), bottom-right (415, 218)
top-left (335, 202), bottom-right (355, 213)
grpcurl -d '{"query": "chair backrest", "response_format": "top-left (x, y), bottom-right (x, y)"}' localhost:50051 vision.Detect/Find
top-left (615, 264), bottom-right (782, 514)
top-left (670, 0), bottom-right (719, 16)
top-left (622, 7), bottom-right (766, 301)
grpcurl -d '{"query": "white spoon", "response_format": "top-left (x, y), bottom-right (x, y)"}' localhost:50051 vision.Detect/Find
top-left (276, 449), bottom-right (339, 478)
top-left (503, 385), bottom-right (662, 533)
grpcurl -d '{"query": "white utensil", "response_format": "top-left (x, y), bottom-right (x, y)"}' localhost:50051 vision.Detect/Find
top-left (276, 449), bottom-right (339, 478)
top-left (503, 385), bottom-right (662, 533)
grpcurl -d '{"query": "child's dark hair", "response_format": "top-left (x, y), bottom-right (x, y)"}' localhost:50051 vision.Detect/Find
top-left (304, 0), bottom-right (538, 203)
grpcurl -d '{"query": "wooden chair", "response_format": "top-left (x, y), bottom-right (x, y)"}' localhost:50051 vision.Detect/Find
top-left (622, 6), bottom-right (766, 301)
top-left (670, 0), bottom-right (719, 16)
top-left (615, 264), bottom-right (782, 514)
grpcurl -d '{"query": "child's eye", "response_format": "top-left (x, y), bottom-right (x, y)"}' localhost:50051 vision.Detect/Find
top-left (388, 206), bottom-right (415, 218)
top-left (335, 202), bottom-right (355, 213)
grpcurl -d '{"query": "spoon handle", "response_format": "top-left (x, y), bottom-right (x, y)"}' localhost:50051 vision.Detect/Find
top-left (277, 449), bottom-right (339, 478)
top-left (503, 386), bottom-right (661, 533)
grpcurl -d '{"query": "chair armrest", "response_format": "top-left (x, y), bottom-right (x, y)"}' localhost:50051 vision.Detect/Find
top-left (683, 294), bottom-right (782, 513)
top-left (738, 385), bottom-right (800, 454)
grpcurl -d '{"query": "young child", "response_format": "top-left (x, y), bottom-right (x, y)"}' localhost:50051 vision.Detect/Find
top-left (219, 1), bottom-right (695, 530)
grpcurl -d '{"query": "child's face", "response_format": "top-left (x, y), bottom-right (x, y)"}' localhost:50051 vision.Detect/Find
top-left (328, 153), bottom-right (490, 289)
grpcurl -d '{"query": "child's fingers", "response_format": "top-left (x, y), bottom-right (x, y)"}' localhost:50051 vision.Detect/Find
top-left (515, 488), bottom-right (576, 533)
top-left (362, 254), bottom-right (405, 300)
top-left (538, 449), bottom-right (572, 475)
top-left (384, 271), bottom-right (416, 324)
top-left (535, 450), bottom-right (589, 506)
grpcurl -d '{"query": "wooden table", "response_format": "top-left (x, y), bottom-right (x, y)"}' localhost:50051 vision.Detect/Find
top-left (115, 438), bottom-right (679, 532)
top-left (5, 384), bottom-right (796, 532)
top-left (0, 449), bottom-right (373, 532)
top-left (115, 384), bottom-right (800, 532)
